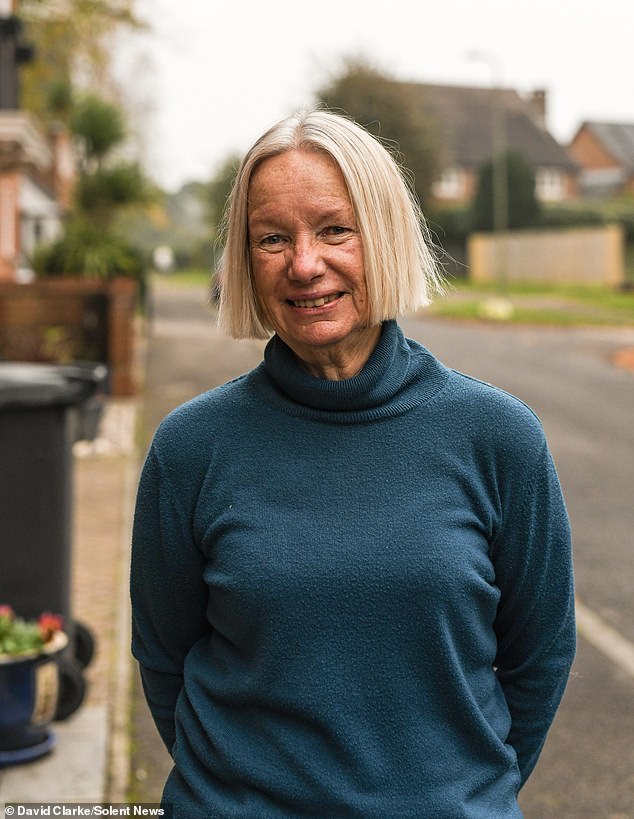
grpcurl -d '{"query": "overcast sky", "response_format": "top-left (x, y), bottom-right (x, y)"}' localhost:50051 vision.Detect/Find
top-left (116, 0), bottom-right (634, 191)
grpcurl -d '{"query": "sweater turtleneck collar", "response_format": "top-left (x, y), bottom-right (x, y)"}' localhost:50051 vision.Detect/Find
top-left (259, 321), bottom-right (449, 423)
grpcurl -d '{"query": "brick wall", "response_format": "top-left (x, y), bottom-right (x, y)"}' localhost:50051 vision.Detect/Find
top-left (569, 127), bottom-right (619, 171)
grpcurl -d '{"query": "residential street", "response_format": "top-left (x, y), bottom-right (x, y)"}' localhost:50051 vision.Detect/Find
top-left (131, 278), bottom-right (634, 817)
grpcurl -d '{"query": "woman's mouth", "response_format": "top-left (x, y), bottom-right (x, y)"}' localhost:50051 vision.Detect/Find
top-left (288, 293), bottom-right (342, 308)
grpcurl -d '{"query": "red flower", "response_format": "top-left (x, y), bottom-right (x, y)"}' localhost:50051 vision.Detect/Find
top-left (38, 612), bottom-right (64, 642)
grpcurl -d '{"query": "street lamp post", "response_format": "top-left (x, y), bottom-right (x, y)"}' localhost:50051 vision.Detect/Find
top-left (467, 51), bottom-right (511, 306)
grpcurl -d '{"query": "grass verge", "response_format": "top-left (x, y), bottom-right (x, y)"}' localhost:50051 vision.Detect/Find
top-left (429, 282), bottom-right (634, 327)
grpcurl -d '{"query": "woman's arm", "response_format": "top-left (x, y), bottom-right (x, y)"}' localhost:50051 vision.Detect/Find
top-left (492, 444), bottom-right (576, 785)
top-left (130, 444), bottom-right (209, 752)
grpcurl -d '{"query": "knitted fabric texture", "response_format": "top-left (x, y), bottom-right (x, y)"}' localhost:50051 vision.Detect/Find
top-left (131, 321), bottom-right (575, 818)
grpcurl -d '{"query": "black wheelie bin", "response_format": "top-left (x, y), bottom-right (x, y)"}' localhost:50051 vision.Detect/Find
top-left (0, 361), bottom-right (107, 719)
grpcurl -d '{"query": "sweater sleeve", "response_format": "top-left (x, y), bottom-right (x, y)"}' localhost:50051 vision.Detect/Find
top-left (491, 442), bottom-right (576, 786)
top-left (130, 443), bottom-right (210, 753)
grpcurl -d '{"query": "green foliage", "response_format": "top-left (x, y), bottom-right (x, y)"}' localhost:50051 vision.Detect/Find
top-left (206, 154), bottom-right (241, 242)
top-left (317, 58), bottom-right (441, 210)
top-left (31, 222), bottom-right (145, 281)
top-left (17, 3), bottom-right (151, 282)
top-left (471, 150), bottom-right (541, 231)
top-left (0, 606), bottom-right (63, 657)
top-left (429, 204), bottom-right (472, 247)
top-left (43, 77), bottom-right (75, 120)
top-left (604, 200), bottom-right (634, 244)
top-left (71, 94), bottom-right (126, 164)
top-left (76, 162), bottom-right (152, 224)
top-left (429, 282), bottom-right (634, 326)
top-left (113, 183), bottom-right (212, 271)
top-left (20, 17), bottom-right (75, 123)
top-left (20, 0), bottom-right (144, 126)
top-left (541, 200), bottom-right (634, 271)
top-left (33, 90), bottom-right (151, 280)
top-left (0, 617), bottom-right (44, 656)
top-left (540, 203), bottom-right (606, 229)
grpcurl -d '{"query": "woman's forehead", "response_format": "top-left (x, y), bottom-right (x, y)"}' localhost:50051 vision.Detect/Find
top-left (247, 151), bottom-right (353, 219)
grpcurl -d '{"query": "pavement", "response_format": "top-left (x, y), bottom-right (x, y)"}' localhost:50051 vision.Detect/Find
top-left (0, 384), bottom-right (142, 806)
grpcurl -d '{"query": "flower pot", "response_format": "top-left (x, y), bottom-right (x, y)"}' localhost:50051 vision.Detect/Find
top-left (0, 631), bottom-right (68, 766)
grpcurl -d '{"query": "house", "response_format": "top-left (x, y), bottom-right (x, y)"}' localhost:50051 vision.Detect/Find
top-left (568, 121), bottom-right (634, 198)
top-left (0, 1), bottom-right (72, 281)
top-left (0, 112), bottom-right (74, 281)
top-left (401, 83), bottom-right (579, 205)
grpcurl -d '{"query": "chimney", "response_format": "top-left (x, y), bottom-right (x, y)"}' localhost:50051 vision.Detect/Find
top-left (528, 89), bottom-right (547, 129)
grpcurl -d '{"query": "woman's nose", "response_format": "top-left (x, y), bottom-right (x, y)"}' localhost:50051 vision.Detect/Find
top-left (288, 237), bottom-right (324, 281)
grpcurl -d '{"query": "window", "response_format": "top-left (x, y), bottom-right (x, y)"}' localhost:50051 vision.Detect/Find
top-left (536, 168), bottom-right (565, 201)
top-left (433, 167), bottom-right (466, 200)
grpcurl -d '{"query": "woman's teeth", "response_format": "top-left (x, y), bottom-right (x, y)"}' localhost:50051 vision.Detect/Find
top-left (291, 294), bottom-right (339, 308)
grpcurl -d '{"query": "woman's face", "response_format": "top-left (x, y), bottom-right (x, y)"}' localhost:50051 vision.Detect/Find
top-left (247, 150), bottom-right (380, 379)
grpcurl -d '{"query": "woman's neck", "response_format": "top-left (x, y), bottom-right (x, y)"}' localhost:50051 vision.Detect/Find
top-left (288, 324), bottom-right (382, 381)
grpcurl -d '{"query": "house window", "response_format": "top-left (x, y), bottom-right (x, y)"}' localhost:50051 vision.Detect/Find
top-left (433, 167), bottom-right (466, 200)
top-left (536, 168), bottom-right (565, 201)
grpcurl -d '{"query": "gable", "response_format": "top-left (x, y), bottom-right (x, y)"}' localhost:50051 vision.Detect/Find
top-left (404, 83), bottom-right (578, 172)
top-left (583, 123), bottom-right (634, 174)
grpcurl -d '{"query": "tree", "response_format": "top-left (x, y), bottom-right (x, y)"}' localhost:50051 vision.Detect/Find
top-left (471, 150), bottom-right (541, 231)
top-left (33, 93), bottom-right (152, 279)
top-left (19, 0), bottom-right (144, 124)
top-left (71, 94), bottom-right (126, 166)
top-left (206, 153), bottom-right (241, 243)
top-left (317, 58), bottom-right (441, 210)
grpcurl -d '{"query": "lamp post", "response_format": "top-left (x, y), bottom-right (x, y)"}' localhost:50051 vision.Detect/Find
top-left (467, 51), bottom-right (512, 309)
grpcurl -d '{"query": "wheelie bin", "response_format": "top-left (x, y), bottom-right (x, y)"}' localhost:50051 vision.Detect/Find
top-left (0, 361), bottom-right (107, 720)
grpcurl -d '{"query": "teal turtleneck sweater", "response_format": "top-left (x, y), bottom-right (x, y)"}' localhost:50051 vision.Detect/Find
top-left (131, 321), bottom-right (575, 818)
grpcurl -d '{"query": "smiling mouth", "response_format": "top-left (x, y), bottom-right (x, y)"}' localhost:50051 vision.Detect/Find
top-left (288, 293), bottom-right (342, 308)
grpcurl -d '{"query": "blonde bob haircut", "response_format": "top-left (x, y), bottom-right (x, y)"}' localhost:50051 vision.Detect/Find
top-left (217, 108), bottom-right (443, 339)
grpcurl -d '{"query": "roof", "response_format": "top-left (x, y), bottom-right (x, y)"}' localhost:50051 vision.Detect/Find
top-left (577, 122), bottom-right (634, 173)
top-left (401, 83), bottom-right (578, 171)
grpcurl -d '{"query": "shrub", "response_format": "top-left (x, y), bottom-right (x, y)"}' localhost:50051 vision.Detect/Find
top-left (471, 150), bottom-right (541, 231)
top-left (31, 222), bottom-right (145, 281)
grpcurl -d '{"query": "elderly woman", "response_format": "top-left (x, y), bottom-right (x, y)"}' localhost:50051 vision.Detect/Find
top-left (131, 110), bottom-right (575, 818)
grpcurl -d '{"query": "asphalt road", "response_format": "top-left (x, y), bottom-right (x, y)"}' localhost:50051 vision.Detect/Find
top-left (131, 279), bottom-right (634, 817)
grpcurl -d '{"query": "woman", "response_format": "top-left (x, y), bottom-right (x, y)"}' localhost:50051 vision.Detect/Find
top-left (131, 110), bottom-right (575, 818)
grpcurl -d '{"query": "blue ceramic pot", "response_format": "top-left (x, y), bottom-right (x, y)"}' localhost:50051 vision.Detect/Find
top-left (0, 632), bottom-right (67, 766)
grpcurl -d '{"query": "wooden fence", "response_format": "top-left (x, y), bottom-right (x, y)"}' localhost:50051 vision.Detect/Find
top-left (467, 224), bottom-right (624, 286)
top-left (0, 277), bottom-right (137, 396)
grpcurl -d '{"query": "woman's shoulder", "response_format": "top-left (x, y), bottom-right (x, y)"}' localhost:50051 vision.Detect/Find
top-left (150, 369), bottom-right (262, 460)
top-left (444, 368), bottom-right (547, 450)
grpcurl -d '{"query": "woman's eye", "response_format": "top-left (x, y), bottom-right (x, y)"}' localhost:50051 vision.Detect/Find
top-left (323, 226), bottom-right (350, 239)
top-left (258, 235), bottom-right (286, 251)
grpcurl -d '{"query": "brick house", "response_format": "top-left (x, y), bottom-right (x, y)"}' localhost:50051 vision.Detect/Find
top-left (402, 83), bottom-right (579, 205)
top-left (0, 112), bottom-right (74, 281)
top-left (0, 1), bottom-right (73, 281)
top-left (568, 122), bottom-right (634, 198)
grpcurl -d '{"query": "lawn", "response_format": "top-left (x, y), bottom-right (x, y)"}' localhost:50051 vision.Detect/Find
top-left (427, 281), bottom-right (634, 327)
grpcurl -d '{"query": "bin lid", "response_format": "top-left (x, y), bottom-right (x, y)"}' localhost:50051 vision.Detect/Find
top-left (0, 362), bottom-right (107, 410)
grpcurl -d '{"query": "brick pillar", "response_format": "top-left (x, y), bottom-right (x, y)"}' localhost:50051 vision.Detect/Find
top-left (0, 170), bottom-right (19, 280)
top-left (107, 276), bottom-right (137, 396)
top-left (49, 124), bottom-right (75, 212)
